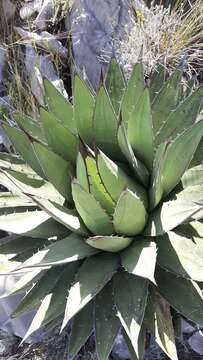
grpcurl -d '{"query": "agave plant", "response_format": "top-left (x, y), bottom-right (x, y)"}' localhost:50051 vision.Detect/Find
top-left (0, 60), bottom-right (203, 360)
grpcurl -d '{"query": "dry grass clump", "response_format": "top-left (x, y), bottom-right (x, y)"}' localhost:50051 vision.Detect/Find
top-left (116, 0), bottom-right (203, 77)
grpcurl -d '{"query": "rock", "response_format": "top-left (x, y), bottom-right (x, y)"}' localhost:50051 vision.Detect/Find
top-left (15, 27), bottom-right (68, 59)
top-left (34, 0), bottom-right (55, 29)
top-left (69, 0), bottom-right (146, 89)
top-left (0, 330), bottom-right (18, 356)
top-left (111, 333), bottom-right (131, 360)
top-left (188, 330), bottom-right (203, 356)
top-left (2, 0), bottom-right (17, 21)
top-left (181, 319), bottom-right (196, 335)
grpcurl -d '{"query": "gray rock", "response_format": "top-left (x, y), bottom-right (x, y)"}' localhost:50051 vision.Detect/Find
top-left (111, 333), bottom-right (130, 360)
top-left (34, 0), bottom-right (55, 29)
top-left (0, 330), bottom-right (18, 356)
top-left (2, 0), bottom-right (17, 21)
top-left (181, 319), bottom-right (196, 335)
top-left (188, 330), bottom-right (203, 356)
top-left (69, 0), bottom-right (145, 89)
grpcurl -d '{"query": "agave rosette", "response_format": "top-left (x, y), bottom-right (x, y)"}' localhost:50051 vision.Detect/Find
top-left (0, 60), bottom-right (203, 359)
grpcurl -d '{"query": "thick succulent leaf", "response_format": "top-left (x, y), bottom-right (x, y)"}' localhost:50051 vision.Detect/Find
top-left (74, 75), bottom-right (95, 145)
top-left (152, 68), bottom-right (182, 135)
top-left (156, 268), bottom-right (203, 326)
top-left (190, 137), bottom-right (203, 168)
top-left (0, 234), bottom-right (48, 256)
top-left (117, 122), bottom-right (149, 186)
top-left (113, 271), bottom-right (148, 357)
top-left (0, 193), bottom-right (35, 209)
top-left (93, 86), bottom-right (121, 160)
top-left (156, 231), bottom-right (203, 281)
top-left (1, 168), bottom-right (64, 204)
top-left (127, 88), bottom-right (154, 170)
top-left (13, 112), bottom-right (46, 144)
top-left (177, 221), bottom-right (203, 246)
top-left (84, 153), bottom-right (115, 214)
top-left (0, 209), bottom-right (50, 235)
top-left (25, 217), bottom-right (68, 239)
top-left (40, 108), bottom-right (78, 163)
top-left (20, 262), bottom-right (79, 341)
top-left (76, 151), bottom-right (90, 191)
top-left (43, 79), bottom-right (75, 134)
top-left (123, 325), bottom-right (146, 360)
top-left (161, 120), bottom-right (203, 196)
top-left (72, 179), bottom-right (114, 235)
top-left (0, 268), bottom-right (46, 298)
top-left (86, 235), bottom-right (133, 253)
top-left (28, 196), bottom-right (88, 236)
top-left (96, 150), bottom-right (147, 207)
top-left (2, 124), bottom-right (44, 178)
top-left (150, 64), bottom-right (167, 102)
top-left (12, 266), bottom-right (65, 318)
top-left (122, 63), bottom-right (145, 128)
top-left (149, 142), bottom-right (167, 209)
top-left (69, 301), bottom-right (93, 358)
top-left (0, 152), bottom-right (38, 177)
top-left (113, 189), bottom-right (147, 236)
top-left (145, 288), bottom-right (178, 360)
top-left (95, 282), bottom-right (120, 360)
top-left (18, 234), bottom-right (98, 269)
top-left (181, 165), bottom-right (203, 188)
top-left (155, 86), bottom-right (203, 146)
top-left (61, 253), bottom-right (119, 330)
top-left (33, 142), bottom-right (73, 202)
top-left (105, 58), bottom-right (126, 114)
top-left (121, 240), bottom-right (157, 283)
top-left (145, 185), bottom-right (203, 236)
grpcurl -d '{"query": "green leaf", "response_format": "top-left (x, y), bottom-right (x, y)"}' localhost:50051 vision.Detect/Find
top-left (74, 75), bottom-right (95, 145)
top-left (150, 64), bottom-right (167, 102)
top-left (0, 209), bottom-right (50, 235)
top-left (0, 235), bottom-right (48, 255)
top-left (117, 122), bottom-right (149, 186)
top-left (86, 235), bottom-right (133, 253)
top-left (12, 266), bottom-right (65, 318)
top-left (84, 153), bottom-right (115, 214)
top-left (149, 142), bottom-right (167, 209)
top-left (28, 196), bottom-right (88, 236)
top-left (0, 268), bottom-right (46, 298)
top-left (0, 152), bottom-right (37, 177)
top-left (127, 88), bottom-right (154, 170)
top-left (43, 79), bottom-right (75, 134)
top-left (69, 301), bottom-right (93, 358)
top-left (72, 179), bottom-right (114, 235)
top-left (105, 58), bottom-right (126, 114)
top-left (156, 267), bottom-right (203, 326)
top-left (144, 288), bottom-right (178, 360)
top-left (145, 185), bottom-right (203, 236)
top-left (1, 168), bottom-right (64, 204)
top-left (76, 151), bottom-right (90, 191)
top-left (40, 108), bottom-right (78, 163)
top-left (96, 150), bottom-right (147, 207)
top-left (152, 68), bottom-right (182, 135)
top-left (113, 271), bottom-right (148, 357)
top-left (2, 124), bottom-right (44, 178)
top-left (33, 142), bottom-right (73, 202)
top-left (181, 165), bottom-right (203, 188)
top-left (113, 189), bottom-right (147, 236)
top-left (25, 217), bottom-right (68, 239)
top-left (61, 253), bottom-right (119, 330)
top-left (156, 231), bottom-right (203, 281)
top-left (93, 86), bottom-right (121, 160)
top-left (18, 234), bottom-right (98, 268)
top-left (190, 137), bottom-right (203, 168)
top-left (121, 240), bottom-right (157, 283)
top-left (13, 112), bottom-right (46, 144)
top-left (95, 282), bottom-right (120, 360)
top-left (123, 324), bottom-right (146, 360)
top-left (0, 193), bottom-right (35, 209)
top-left (21, 262), bottom-right (79, 342)
top-left (155, 86), bottom-right (203, 146)
top-left (122, 63), bottom-right (145, 128)
top-left (161, 120), bottom-right (203, 196)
